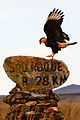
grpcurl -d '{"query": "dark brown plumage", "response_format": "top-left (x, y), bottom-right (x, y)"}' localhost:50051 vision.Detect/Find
top-left (39, 8), bottom-right (77, 59)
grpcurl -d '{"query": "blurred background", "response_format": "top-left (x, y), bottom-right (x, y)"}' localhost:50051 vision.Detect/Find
top-left (0, 0), bottom-right (80, 95)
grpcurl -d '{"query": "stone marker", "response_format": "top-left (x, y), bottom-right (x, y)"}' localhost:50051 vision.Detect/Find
top-left (3, 56), bottom-right (69, 120)
top-left (3, 56), bottom-right (69, 90)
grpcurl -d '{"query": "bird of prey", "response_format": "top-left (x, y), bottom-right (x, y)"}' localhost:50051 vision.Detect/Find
top-left (39, 8), bottom-right (77, 59)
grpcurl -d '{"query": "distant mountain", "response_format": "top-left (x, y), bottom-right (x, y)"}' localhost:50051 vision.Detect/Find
top-left (54, 84), bottom-right (80, 94)
top-left (0, 95), bottom-right (6, 99)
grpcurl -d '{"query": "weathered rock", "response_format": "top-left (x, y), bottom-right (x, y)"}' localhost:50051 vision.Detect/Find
top-left (3, 56), bottom-right (68, 119)
top-left (3, 56), bottom-right (69, 90)
top-left (5, 103), bottom-right (63, 120)
top-left (4, 86), bottom-right (63, 120)
top-left (3, 86), bottom-right (60, 106)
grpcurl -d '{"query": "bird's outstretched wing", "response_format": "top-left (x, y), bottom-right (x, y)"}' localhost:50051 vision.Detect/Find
top-left (62, 32), bottom-right (70, 41)
top-left (47, 8), bottom-right (64, 26)
top-left (44, 8), bottom-right (64, 43)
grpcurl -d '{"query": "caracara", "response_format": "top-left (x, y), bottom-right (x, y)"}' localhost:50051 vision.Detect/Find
top-left (39, 8), bottom-right (77, 59)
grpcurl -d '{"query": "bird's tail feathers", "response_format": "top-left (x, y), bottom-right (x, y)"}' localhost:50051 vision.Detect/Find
top-left (57, 42), bottom-right (77, 48)
top-left (66, 42), bottom-right (77, 46)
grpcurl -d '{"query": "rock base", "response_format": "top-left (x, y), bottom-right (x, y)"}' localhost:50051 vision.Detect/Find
top-left (4, 85), bottom-right (63, 120)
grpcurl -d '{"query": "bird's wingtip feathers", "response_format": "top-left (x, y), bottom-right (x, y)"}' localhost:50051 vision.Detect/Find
top-left (47, 8), bottom-right (64, 21)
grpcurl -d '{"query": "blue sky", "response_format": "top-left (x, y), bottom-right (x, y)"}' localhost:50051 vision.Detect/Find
top-left (0, 0), bottom-right (80, 95)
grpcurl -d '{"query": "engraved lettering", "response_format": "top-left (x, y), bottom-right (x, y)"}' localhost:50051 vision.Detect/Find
top-left (58, 62), bottom-right (62, 71)
top-left (51, 61), bottom-right (56, 71)
top-left (52, 76), bottom-right (58, 85)
top-left (42, 76), bottom-right (49, 86)
top-left (44, 62), bottom-right (49, 71)
top-left (34, 63), bottom-right (37, 71)
top-left (60, 76), bottom-right (65, 85)
top-left (37, 62), bottom-right (43, 71)
top-left (15, 63), bottom-right (21, 72)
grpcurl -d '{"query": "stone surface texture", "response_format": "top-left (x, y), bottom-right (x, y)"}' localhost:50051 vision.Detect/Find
top-left (3, 85), bottom-right (63, 120)
top-left (3, 56), bottom-right (69, 89)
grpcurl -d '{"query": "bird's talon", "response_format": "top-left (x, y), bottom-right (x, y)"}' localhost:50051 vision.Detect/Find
top-left (46, 53), bottom-right (55, 59)
top-left (46, 55), bottom-right (52, 57)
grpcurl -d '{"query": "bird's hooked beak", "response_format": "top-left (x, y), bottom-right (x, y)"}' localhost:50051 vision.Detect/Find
top-left (39, 39), bottom-right (42, 44)
top-left (39, 37), bottom-right (46, 44)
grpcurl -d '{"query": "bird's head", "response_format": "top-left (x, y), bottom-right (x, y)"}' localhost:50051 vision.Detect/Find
top-left (39, 37), bottom-right (47, 44)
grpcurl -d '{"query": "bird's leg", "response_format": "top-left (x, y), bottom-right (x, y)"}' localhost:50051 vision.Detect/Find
top-left (46, 53), bottom-right (55, 59)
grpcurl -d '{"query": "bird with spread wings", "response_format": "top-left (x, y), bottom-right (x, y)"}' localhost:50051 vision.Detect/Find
top-left (39, 8), bottom-right (77, 59)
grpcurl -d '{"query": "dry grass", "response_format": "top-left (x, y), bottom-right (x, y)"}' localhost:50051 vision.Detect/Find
top-left (0, 99), bottom-right (10, 120)
top-left (58, 101), bottom-right (80, 120)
